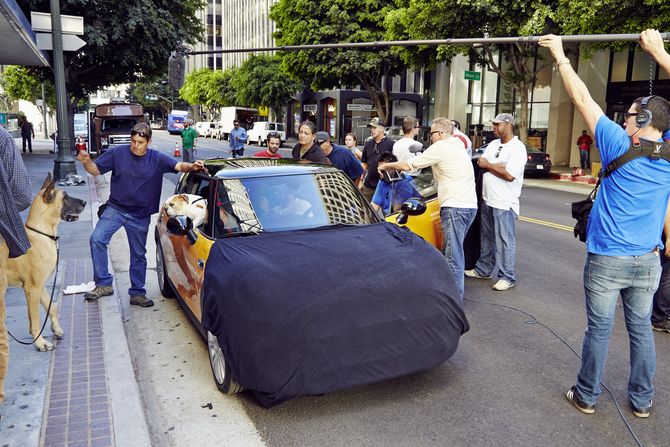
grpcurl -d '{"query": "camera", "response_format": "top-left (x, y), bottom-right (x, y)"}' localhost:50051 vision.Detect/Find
top-left (382, 169), bottom-right (404, 183)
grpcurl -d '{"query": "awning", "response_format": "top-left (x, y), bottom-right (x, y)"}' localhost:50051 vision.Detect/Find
top-left (0, 0), bottom-right (50, 67)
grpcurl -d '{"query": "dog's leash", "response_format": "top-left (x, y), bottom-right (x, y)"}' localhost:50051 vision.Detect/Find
top-left (7, 227), bottom-right (59, 346)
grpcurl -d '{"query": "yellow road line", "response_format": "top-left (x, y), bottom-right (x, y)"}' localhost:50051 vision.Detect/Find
top-left (519, 216), bottom-right (573, 231)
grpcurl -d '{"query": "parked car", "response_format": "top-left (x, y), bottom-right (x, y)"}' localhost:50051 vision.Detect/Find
top-left (471, 143), bottom-right (551, 176)
top-left (246, 121), bottom-right (286, 146)
top-left (198, 122), bottom-right (217, 138)
top-left (364, 125), bottom-right (405, 145)
top-left (212, 123), bottom-right (227, 140)
top-left (194, 122), bottom-right (205, 136)
top-left (154, 158), bottom-right (469, 408)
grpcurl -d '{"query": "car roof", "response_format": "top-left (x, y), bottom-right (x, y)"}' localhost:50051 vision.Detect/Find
top-left (202, 157), bottom-right (341, 179)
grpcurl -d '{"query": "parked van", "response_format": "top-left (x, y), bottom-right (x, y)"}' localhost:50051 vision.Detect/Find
top-left (246, 122), bottom-right (286, 146)
top-left (198, 122), bottom-right (217, 138)
top-left (93, 98), bottom-right (144, 153)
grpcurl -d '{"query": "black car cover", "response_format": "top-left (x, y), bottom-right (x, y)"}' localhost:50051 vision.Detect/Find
top-left (201, 222), bottom-right (469, 408)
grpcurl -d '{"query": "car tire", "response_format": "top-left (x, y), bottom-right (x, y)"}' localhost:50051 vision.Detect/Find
top-left (257, 137), bottom-right (263, 147)
top-left (155, 241), bottom-right (175, 298)
top-left (207, 331), bottom-right (244, 394)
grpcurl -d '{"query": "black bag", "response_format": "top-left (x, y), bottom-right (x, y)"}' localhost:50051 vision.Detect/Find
top-left (97, 202), bottom-right (108, 219)
top-left (571, 185), bottom-right (599, 243)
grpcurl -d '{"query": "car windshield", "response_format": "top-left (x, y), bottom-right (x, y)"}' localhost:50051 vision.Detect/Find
top-left (101, 118), bottom-right (138, 131)
top-left (212, 172), bottom-right (379, 236)
top-left (525, 145), bottom-right (543, 153)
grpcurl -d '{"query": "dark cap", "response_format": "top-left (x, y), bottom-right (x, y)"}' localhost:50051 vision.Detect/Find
top-left (367, 117), bottom-right (385, 128)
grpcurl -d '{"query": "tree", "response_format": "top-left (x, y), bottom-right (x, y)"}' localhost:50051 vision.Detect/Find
top-left (16, 0), bottom-right (205, 148)
top-left (213, 68), bottom-right (240, 108)
top-left (180, 68), bottom-right (223, 119)
top-left (231, 55), bottom-right (304, 120)
top-left (384, 0), bottom-right (559, 143)
top-left (1, 66), bottom-right (56, 115)
top-left (127, 81), bottom-right (190, 128)
top-left (269, 0), bottom-right (407, 124)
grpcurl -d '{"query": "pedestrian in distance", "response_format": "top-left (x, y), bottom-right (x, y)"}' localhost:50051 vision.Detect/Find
top-left (229, 119), bottom-right (247, 159)
top-left (379, 117), bottom-right (477, 299)
top-left (360, 117), bottom-right (394, 203)
top-left (0, 125), bottom-right (32, 404)
top-left (76, 123), bottom-right (207, 308)
top-left (465, 113), bottom-right (527, 291)
top-left (345, 133), bottom-right (363, 160)
top-left (19, 116), bottom-right (34, 153)
top-left (651, 196), bottom-right (670, 334)
top-left (180, 120), bottom-right (198, 163)
top-left (291, 121), bottom-right (329, 164)
top-left (577, 130), bottom-right (594, 171)
top-left (392, 116), bottom-right (423, 176)
top-left (315, 131), bottom-right (364, 185)
top-left (539, 29), bottom-right (670, 419)
top-left (254, 132), bottom-right (284, 158)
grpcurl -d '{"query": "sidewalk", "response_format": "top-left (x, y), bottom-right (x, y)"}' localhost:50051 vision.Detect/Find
top-left (1, 151), bottom-right (149, 447)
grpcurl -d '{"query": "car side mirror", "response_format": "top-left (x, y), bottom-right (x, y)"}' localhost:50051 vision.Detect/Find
top-left (166, 215), bottom-right (198, 245)
top-left (395, 198), bottom-right (427, 225)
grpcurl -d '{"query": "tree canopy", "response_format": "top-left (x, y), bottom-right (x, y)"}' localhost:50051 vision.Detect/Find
top-left (385, 0), bottom-right (560, 143)
top-left (16, 0), bottom-right (205, 147)
top-left (1, 66), bottom-right (56, 114)
top-left (127, 81), bottom-right (190, 127)
top-left (180, 68), bottom-right (223, 117)
top-left (269, 0), bottom-right (406, 124)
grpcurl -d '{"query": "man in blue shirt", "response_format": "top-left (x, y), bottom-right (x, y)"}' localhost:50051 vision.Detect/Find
top-left (77, 123), bottom-right (206, 308)
top-left (228, 119), bottom-right (247, 159)
top-left (371, 152), bottom-right (420, 215)
top-left (315, 131), bottom-right (365, 185)
top-left (540, 30), bottom-right (670, 419)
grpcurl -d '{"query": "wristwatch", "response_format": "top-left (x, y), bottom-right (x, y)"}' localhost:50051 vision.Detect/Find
top-left (557, 58), bottom-right (571, 68)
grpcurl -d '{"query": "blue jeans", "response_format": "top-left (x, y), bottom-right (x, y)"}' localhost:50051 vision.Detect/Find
top-left (441, 207), bottom-right (477, 299)
top-left (91, 206), bottom-right (151, 296)
top-left (580, 149), bottom-right (590, 170)
top-left (575, 250), bottom-right (661, 409)
top-left (473, 203), bottom-right (517, 283)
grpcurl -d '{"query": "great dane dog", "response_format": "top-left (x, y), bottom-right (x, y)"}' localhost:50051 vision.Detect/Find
top-left (7, 173), bottom-right (86, 351)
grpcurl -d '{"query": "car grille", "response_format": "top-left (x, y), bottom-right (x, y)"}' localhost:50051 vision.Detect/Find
top-left (110, 135), bottom-right (131, 145)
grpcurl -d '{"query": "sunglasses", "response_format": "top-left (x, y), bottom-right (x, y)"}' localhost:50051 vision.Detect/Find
top-left (430, 130), bottom-right (441, 136)
top-left (623, 112), bottom-right (636, 120)
top-left (317, 140), bottom-right (329, 146)
top-left (131, 130), bottom-right (149, 139)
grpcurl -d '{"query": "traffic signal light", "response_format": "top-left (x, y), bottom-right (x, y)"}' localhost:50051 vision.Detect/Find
top-left (145, 94), bottom-right (149, 99)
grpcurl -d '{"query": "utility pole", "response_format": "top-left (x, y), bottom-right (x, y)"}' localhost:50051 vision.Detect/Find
top-left (41, 82), bottom-right (48, 139)
top-left (50, 0), bottom-right (76, 180)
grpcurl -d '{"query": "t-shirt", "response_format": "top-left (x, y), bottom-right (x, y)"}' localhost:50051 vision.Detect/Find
top-left (254, 150), bottom-right (283, 158)
top-left (407, 137), bottom-right (477, 209)
top-left (587, 115), bottom-right (670, 255)
top-left (361, 137), bottom-right (394, 189)
top-left (20, 121), bottom-right (33, 137)
top-left (95, 145), bottom-right (178, 218)
top-left (480, 136), bottom-right (527, 215)
top-left (392, 138), bottom-right (422, 176)
top-left (181, 127), bottom-right (198, 148)
top-left (273, 197), bottom-right (310, 216)
top-left (453, 128), bottom-right (472, 158)
top-left (292, 143), bottom-right (329, 164)
top-left (371, 174), bottom-right (420, 214)
top-left (327, 145), bottom-right (364, 180)
top-left (577, 135), bottom-right (593, 150)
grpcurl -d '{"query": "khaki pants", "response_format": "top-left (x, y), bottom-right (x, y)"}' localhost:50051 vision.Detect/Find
top-left (0, 242), bottom-right (9, 404)
top-left (361, 185), bottom-right (376, 204)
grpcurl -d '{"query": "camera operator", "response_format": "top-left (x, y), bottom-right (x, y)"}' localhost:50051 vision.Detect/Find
top-left (370, 152), bottom-right (419, 215)
top-left (378, 117), bottom-right (477, 299)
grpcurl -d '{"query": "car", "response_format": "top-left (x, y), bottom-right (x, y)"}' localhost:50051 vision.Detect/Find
top-left (198, 122), bottom-right (217, 138)
top-left (154, 158), bottom-right (469, 408)
top-left (364, 125), bottom-right (405, 145)
top-left (471, 142), bottom-right (552, 176)
top-left (194, 122), bottom-right (205, 136)
top-left (246, 121), bottom-right (286, 146)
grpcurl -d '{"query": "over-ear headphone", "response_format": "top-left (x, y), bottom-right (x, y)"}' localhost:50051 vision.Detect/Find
top-left (636, 95), bottom-right (656, 128)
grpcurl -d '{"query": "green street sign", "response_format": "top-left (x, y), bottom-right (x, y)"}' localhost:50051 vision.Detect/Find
top-left (464, 71), bottom-right (481, 81)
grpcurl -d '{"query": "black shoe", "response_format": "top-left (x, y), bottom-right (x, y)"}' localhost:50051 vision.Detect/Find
top-left (565, 385), bottom-right (595, 414)
top-left (130, 295), bottom-right (154, 307)
top-left (633, 400), bottom-right (652, 418)
top-left (651, 319), bottom-right (670, 333)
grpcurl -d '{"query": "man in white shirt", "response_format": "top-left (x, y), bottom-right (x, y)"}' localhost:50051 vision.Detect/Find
top-left (379, 117), bottom-right (477, 299)
top-left (465, 113), bottom-right (527, 291)
top-left (392, 116), bottom-right (424, 176)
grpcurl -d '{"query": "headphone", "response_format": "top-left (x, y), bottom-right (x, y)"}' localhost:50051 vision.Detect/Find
top-left (636, 95), bottom-right (656, 128)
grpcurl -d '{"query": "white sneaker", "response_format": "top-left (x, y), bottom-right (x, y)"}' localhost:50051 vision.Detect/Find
top-left (464, 269), bottom-right (491, 279)
top-left (493, 279), bottom-right (515, 291)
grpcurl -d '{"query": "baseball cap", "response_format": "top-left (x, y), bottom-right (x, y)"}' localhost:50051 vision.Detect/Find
top-left (367, 117), bottom-right (385, 128)
top-left (316, 131), bottom-right (331, 143)
top-left (491, 113), bottom-right (515, 126)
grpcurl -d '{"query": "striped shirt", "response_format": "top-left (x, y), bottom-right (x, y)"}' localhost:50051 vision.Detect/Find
top-left (0, 126), bottom-right (31, 258)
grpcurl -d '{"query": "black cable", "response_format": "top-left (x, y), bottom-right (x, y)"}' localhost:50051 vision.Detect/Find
top-left (464, 297), bottom-right (643, 447)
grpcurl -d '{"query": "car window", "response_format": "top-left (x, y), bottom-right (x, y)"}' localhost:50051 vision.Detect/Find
top-left (268, 123), bottom-right (275, 131)
top-left (213, 172), bottom-right (379, 235)
top-left (411, 168), bottom-right (438, 200)
top-left (277, 124), bottom-right (284, 132)
top-left (525, 145), bottom-right (542, 153)
top-left (101, 118), bottom-right (138, 131)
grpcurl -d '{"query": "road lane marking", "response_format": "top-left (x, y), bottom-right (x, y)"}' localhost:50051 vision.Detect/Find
top-left (519, 216), bottom-right (573, 231)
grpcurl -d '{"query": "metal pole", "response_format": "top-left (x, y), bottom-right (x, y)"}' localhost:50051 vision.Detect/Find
top-left (41, 82), bottom-right (48, 139)
top-left (183, 32), bottom-right (670, 55)
top-left (50, 0), bottom-right (76, 180)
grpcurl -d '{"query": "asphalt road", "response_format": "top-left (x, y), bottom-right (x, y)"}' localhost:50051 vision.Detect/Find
top-left (127, 132), bottom-right (670, 447)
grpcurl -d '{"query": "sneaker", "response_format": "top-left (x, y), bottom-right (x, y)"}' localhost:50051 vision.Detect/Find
top-left (130, 295), bottom-right (154, 308)
top-left (565, 385), bottom-right (595, 414)
top-left (651, 319), bottom-right (670, 333)
top-left (493, 279), bottom-right (515, 291)
top-left (464, 269), bottom-right (491, 279)
top-left (84, 285), bottom-right (114, 300)
top-left (633, 400), bottom-right (652, 418)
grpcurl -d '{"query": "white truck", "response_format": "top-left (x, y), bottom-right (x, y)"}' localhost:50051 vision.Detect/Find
top-left (215, 106), bottom-right (258, 141)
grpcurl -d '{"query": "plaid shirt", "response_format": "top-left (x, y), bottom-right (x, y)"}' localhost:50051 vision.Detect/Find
top-left (0, 126), bottom-right (31, 258)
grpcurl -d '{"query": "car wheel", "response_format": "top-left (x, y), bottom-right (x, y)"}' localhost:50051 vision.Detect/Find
top-left (207, 331), bottom-right (244, 394)
top-left (155, 242), bottom-right (175, 298)
top-left (257, 137), bottom-right (263, 147)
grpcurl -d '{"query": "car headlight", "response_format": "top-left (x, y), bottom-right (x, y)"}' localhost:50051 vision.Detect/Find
top-left (101, 137), bottom-right (108, 147)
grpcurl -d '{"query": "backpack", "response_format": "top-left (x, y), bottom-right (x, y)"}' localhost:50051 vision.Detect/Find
top-left (571, 136), bottom-right (670, 242)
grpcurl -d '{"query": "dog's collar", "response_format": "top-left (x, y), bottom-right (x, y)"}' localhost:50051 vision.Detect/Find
top-left (26, 226), bottom-right (59, 241)
top-left (192, 197), bottom-right (204, 204)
